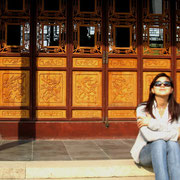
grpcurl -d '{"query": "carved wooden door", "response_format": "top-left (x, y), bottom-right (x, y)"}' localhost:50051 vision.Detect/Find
top-left (101, 0), bottom-right (180, 128)
top-left (1, 0), bottom-right (180, 139)
top-left (70, 0), bottom-right (104, 123)
top-left (105, 0), bottom-right (138, 126)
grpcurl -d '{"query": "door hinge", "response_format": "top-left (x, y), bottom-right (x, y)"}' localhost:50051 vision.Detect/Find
top-left (102, 51), bottom-right (108, 64)
top-left (103, 117), bottom-right (109, 128)
top-left (106, 52), bottom-right (108, 64)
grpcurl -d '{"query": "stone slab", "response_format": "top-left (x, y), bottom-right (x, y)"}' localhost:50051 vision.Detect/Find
top-left (25, 160), bottom-right (154, 179)
top-left (0, 162), bottom-right (25, 179)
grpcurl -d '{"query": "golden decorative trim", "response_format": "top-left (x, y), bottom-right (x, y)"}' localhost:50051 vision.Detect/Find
top-left (177, 60), bottom-right (180, 69)
top-left (108, 110), bottom-right (136, 118)
top-left (108, 58), bottom-right (137, 68)
top-left (143, 59), bottom-right (170, 69)
top-left (36, 110), bottom-right (66, 118)
top-left (37, 57), bottom-right (66, 67)
top-left (72, 110), bottom-right (102, 118)
top-left (73, 58), bottom-right (102, 68)
top-left (0, 110), bottom-right (29, 118)
top-left (0, 57), bottom-right (30, 67)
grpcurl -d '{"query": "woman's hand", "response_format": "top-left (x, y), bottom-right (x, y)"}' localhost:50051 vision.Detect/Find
top-left (137, 115), bottom-right (151, 129)
top-left (178, 127), bottom-right (180, 140)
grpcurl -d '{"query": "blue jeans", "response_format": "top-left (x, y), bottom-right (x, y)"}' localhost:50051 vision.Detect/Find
top-left (139, 140), bottom-right (180, 180)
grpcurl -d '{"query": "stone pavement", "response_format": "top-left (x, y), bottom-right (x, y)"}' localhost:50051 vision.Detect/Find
top-left (0, 139), bottom-right (135, 161)
top-left (0, 139), bottom-right (155, 179)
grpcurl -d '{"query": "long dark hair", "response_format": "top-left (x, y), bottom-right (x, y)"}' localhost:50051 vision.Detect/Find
top-left (144, 73), bottom-right (180, 122)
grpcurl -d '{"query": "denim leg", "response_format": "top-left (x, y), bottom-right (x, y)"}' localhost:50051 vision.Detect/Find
top-left (151, 140), bottom-right (169, 180)
top-left (139, 143), bottom-right (152, 167)
top-left (150, 140), bottom-right (169, 180)
top-left (167, 141), bottom-right (180, 180)
top-left (139, 140), bottom-right (169, 180)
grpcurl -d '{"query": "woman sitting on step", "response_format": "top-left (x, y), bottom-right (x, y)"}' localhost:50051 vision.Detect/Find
top-left (131, 73), bottom-right (180, 180)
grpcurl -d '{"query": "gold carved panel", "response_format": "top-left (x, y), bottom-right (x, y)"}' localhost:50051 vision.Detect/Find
top-left (177, 60), bottom-right (180, 70)
top-left (0, 57), bottom-right (30, 67)
top-left (72, 110), bottom-right (102, 118)
top-left (37, 57), bottom-right (66, 68)
top-left (108, 58), bottom-right (137, 68)
top-left (143, 59), bottom-right (171, 69)
top-left (108, 72), bottom-right (137, 107)
top-left (177, 73), bottom-right (180, 103)
top-left (0, 70), bottom-right (30, 106)
top-left (108, 110), bottom-right (136, 119)
top-left (73, 71), bottom-right (102, 107)
top-left (36, 110), bottom-right (66, 119)
top-left (37, 71), bottom-right (66, 107)
top-left (0, 110), bottom-right (29, 118)
top-left (73, 58), bottom-right (102, 68)
top-left (143, 72), bottom-right (170, 101)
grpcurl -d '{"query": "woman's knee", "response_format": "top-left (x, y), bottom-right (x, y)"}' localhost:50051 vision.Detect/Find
top-left (167, 141), bottom-right (180, 152)
top-left (151, 140), bottom-right (167, 152)
top-left (151, 139), bottom-right (166, 147)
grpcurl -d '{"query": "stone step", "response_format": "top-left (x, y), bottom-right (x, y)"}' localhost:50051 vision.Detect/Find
top-left (2, 178), bottom-right (154, 180)
top-left (0, 160), bottom-right (154, 179)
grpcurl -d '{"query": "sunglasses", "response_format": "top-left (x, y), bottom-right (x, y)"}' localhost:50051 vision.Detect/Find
top-left (154, 81), bottom-right (172, 87)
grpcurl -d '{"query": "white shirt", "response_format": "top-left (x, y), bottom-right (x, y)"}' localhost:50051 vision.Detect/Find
top-left (130, 102), bottom-right (180, 163)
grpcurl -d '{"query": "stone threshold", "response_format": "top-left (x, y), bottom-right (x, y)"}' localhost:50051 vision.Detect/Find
top-left (0, 159), bottom-right (154, 179)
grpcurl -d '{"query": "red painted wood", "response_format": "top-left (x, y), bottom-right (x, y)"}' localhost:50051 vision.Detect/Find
top-left (0, 122), bottom-right (138, 140)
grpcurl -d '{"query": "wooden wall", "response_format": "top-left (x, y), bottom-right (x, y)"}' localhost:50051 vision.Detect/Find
top-left (0, 0), bottom-right (179, 139)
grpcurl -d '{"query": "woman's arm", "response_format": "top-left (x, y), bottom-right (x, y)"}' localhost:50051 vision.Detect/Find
top-left (136, 105), bottom-right (166, 131)
top-left (140, 126), bottom-right (178, 142)
top-left (137, 116), bottom-right (169, 131)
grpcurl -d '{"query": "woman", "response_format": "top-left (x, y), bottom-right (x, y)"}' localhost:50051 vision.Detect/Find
top-left (130, 73), bottom-right (180, 180)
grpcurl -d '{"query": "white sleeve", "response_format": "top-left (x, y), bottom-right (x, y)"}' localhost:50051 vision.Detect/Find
top-left (148, 119), bottom-right (168, 131)
top-left (140, 126), bottom-right (178, 142)
top-left (136, 105), bottom-right (169, 131)
top-left (148, 116), bottom-right (180, 131)
top-left (136, 105), bottom-right (146, 118)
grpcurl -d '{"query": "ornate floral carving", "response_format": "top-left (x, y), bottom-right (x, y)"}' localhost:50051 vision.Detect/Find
top-left (2, 73), bottom-right (27, 103)
top-left (109, 72), bottom-right (137, 107)
top-left (73, 72), bottom-right (102, 106)
top-left (75, 76), bottom-right (98, 103)
top-left (39, 73), bottom-right (63, 103)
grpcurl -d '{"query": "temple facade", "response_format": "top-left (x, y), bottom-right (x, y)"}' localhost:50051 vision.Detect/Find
top-left (0, 0), bottom-right (180, 139)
